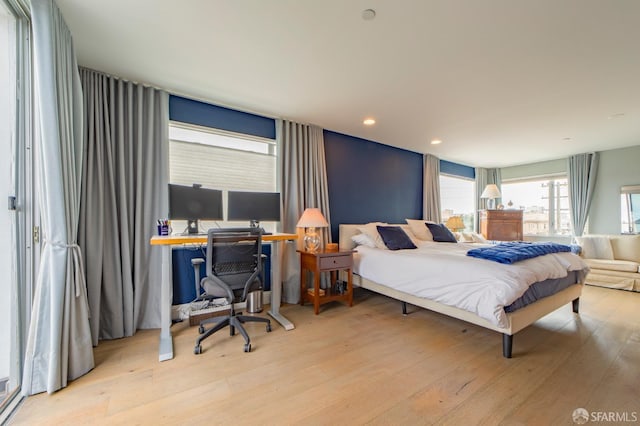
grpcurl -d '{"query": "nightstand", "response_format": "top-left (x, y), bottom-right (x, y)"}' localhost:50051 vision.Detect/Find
top-left (298, 250), bottom-right (353, 314)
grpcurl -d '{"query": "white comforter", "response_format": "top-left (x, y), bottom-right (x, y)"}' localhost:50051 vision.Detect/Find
top-left (353, 242), bottom-right (588, 328)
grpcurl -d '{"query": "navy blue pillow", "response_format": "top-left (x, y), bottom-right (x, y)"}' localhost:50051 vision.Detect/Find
top-left (376, 226), bottom-right (417, 250)
top-left (425, 223), bottom-right (457, 243)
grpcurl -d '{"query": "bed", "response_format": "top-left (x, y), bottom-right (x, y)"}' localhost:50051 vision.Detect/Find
top-left (339, 224), bottom-right (589, 358)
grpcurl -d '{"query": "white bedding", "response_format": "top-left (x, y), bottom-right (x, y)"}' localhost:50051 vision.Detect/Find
top-left (353, 242), bottom-right (588, 328)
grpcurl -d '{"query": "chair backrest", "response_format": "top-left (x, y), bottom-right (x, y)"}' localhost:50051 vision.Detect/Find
top-left (202, 228), bottom-right (263, 302)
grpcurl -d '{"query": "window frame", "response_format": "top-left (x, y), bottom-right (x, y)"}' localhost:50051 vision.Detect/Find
top-left (168, 120), bottom-right (279, 233)
top-left (439, 172), bottom-right (476, 232)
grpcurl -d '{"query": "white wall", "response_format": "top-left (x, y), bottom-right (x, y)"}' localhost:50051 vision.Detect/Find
top-left (590, 145), bottom-right (640, 234)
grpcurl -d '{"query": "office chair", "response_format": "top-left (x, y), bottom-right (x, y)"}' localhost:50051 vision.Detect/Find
top-left (194, 228), bottom-right (271, 354)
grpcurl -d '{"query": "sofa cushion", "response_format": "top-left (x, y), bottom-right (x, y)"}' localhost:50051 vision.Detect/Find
top-left (609, 235), bottom-right (640, 264)
top-left (585, 258), bottom-right (640, 273)
top-left (576, 235), bottom-right (614, 260)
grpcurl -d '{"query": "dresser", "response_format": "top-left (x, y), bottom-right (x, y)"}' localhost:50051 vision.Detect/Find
top-left (479, 209), bottom-right (523, 241)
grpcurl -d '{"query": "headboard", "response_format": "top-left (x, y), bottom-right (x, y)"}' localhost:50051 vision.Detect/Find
top-left (339, 224), bottom-right (362, 251)
top-left (339, 223), bottom-right (410, 251)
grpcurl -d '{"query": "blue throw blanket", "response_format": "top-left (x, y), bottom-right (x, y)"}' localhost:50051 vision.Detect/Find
top-left (466, 241), bottom-right (572, 264)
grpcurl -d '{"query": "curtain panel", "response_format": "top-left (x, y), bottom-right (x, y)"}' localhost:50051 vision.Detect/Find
top-left (79, 68), bottom-right (169, 345)
top-left (567, 152), bottom-right (599, 237)
top-left (22, 0), bottom-right (94, 395)
top-left (423, 154), bottom-right (441, 222)
top-left (278, 120), bottom-right (331, 304)
top-left (475, 167), bottom-right (502, 230)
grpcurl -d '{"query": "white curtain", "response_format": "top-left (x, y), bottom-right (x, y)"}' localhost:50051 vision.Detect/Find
top-left (567, 152), bottom-right (599, 237)
top-left (22, 0), bottom-right (94, 395)
top-left (423, 154), bottom-right (441, 222)
top-left (278, 120), bottom-right (331, 304)
top-left (79, 68), bottom-right (168, 344)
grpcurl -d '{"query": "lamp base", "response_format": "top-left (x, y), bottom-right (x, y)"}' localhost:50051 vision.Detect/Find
top-left (304, 227), bottom-right (321, 253)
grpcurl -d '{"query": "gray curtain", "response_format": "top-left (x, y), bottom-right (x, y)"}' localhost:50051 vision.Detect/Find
top-left (22, 0), bottom-right (94, 395)
top-left (567, 152), bottom-right (599, 237)
top-left (423, 154), bottom-right (441, 222)
top-left (278, 120), bottom-right (331, 304)
top-left (475, 167), bottom-right (502, 230)
top-left (79, 68), bottom-right (168, 345)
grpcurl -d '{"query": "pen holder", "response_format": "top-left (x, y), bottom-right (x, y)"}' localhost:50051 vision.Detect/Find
top-left (157, 224), bottom-right (170, 236)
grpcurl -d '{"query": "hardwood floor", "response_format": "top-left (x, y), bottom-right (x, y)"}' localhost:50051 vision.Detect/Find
top-left (9, 285), bottom-right (640, 425)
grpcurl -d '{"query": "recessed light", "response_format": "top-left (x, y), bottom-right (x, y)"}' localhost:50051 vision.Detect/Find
top-left (430, 139), bottom-right (442, 145)
top-left (363, 118), bottom-right (376, 126)
top-left (362, 9), bottom-right (376, 20)
top-left (608, 113), bottom-right (625, 119)
top-left (562, 137), bottom-right (572, 141)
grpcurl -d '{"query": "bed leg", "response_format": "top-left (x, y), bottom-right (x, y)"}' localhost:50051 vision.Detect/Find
top-left (572, 297), bottom-right (580, 313)
top-left (402, 302), bottom-right (408, 316)
top-left (502, 334), bottom-right (513, 358)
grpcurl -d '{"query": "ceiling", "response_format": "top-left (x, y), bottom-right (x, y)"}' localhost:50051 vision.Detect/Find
top-left (56, 0), bottom-right (640, 168)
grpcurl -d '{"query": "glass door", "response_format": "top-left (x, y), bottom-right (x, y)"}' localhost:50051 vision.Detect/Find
top-left (0, 0), bottom-right (32, 417)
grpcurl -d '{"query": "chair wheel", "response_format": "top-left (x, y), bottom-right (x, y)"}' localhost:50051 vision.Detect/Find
top-left (266, 324), bottom-right (272, 332)
top-left (194, 345), bottom-right (202, 355)
top-left (244, 343), bottom-right (251, 352)
top-left (198, 325), bottom-right (205, 334)
top-left (230, 326), bottom-right (235, 336)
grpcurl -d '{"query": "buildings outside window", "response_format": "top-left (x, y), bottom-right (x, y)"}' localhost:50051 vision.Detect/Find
top-left (501, 177), bottom-right (571, 236)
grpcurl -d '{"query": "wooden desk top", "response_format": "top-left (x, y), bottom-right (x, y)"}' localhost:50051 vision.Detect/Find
top-left (150, 232), bottom-right (298, 246)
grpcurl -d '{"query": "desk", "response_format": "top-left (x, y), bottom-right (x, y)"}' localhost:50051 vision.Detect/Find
top-left (150, 232), bottom-right (297, 361)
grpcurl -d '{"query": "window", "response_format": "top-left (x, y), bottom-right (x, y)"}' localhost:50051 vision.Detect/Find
top-left (501, 177), bottom-right (570, 236)
top-left (621, 185), bottom-right (640, 234)
top-left (439, 174), bottom-right (475, 232)
top-left (169, 122), bottom-right (278, 233)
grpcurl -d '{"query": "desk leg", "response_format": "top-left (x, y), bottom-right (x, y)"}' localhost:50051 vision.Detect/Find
top-left (268, 240), bottom-right (295, 330)
top-left (159, 245), bottom-right (174, 361)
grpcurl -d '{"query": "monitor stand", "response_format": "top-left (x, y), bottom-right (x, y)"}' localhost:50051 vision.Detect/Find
top-left (249, 220), bottom-right (271, 235)
top-left (187, 219), bottom-right (200, 234)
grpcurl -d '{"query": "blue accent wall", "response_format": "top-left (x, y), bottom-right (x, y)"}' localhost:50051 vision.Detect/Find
top-left (169, 95), bottom-right (276, 139)
top-left (441, 159), bottom-right (475, 179)
top-left (172, 245), bottom-right (271, 305)
top-left (324, 131), bottom-right (423, 242)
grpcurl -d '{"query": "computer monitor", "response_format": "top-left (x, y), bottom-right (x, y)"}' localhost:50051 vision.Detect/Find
top-left (227, 191), bottom-right (281, 230)
top-left (168, 183), bottom-right (223, 234)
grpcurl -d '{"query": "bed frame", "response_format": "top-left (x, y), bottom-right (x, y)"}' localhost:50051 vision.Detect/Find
top-left (339, 224), bottom-right (583, 358)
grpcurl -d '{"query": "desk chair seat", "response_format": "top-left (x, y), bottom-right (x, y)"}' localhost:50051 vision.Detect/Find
top-left (194, 228), bottom-right (271, 354)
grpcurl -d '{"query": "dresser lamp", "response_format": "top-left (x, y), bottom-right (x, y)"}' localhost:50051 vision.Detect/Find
top-left (296, 208), bottom-right (329, 253)
top-left (445, 215), bottom-right (465, 232)
top-left (481, 184), bottom-right (502, 210)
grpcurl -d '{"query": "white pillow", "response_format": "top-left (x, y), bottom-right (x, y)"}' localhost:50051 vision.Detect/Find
top-left (471, 232), bottom-right (488, 243)
top-left (400, 225), bottom-right (422, 246)
top-left (405, 219), bottom-right (434, 241)
top-left (351, 233), bottom-right (377, 248)
top-left (576, 236), bottom-right (614, 260)
top-left (458, 232), bottom-right (475, 243)
top-left (356, 222), bottom-right (388, 250)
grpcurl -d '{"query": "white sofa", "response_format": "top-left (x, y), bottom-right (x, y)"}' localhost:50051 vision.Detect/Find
top-left (576, 234), bottom-right (640, 292)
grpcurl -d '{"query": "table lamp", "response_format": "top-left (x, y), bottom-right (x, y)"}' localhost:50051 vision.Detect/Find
top-left (445, 215), bottom-right (465, 232)
top-left (296, 208), bottom-right (329, 253)
top-left (481, 184), bottom-right (502, 210)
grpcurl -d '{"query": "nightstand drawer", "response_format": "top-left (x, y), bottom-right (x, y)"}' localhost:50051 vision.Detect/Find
top-left (319, 255), bottom-right (352, 270)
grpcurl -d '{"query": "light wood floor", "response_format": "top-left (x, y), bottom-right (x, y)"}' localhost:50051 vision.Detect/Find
top-left (9, 285), bottom-right (640, 425)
